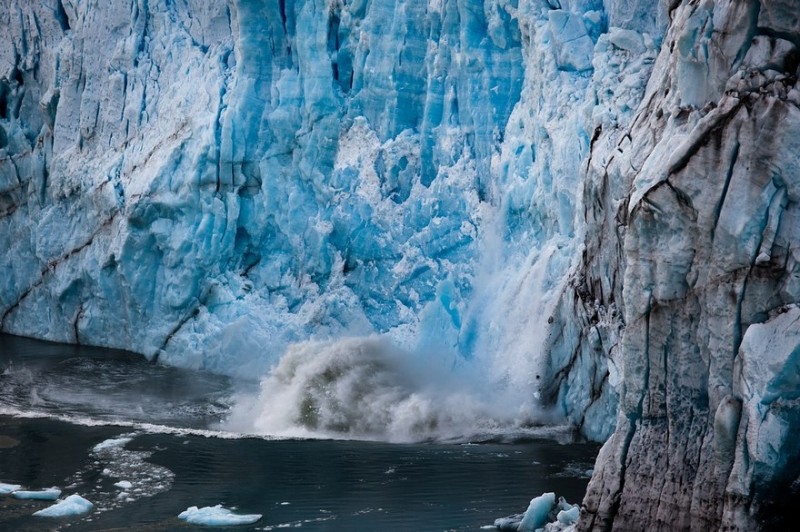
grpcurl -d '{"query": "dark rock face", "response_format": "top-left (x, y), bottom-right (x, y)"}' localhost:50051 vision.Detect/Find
top-left (578, 1), bottom-right (800, 530)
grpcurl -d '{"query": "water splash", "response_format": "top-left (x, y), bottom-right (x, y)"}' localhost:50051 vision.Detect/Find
top-left (223, 336), bottom-right (563, 443)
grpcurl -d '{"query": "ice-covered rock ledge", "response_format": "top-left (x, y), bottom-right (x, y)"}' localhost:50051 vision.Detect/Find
top-left (577, 0), bottom-right (800, 529)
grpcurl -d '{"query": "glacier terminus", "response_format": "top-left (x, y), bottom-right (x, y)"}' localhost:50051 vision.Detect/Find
top-left (1, 0), bottom-right (799, 530)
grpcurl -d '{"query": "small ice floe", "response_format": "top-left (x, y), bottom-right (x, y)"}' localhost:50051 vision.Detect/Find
top-left (92, 436), bottom-right (133, 452)
top-left (12, 487), bottom-right (62, 500)
top-left (34, 494), bottom-right (94, 517)
top-left (114, 480), bottom-right (133, 489)
top-left (493, 492), bottom-right (579, 531)
top-left (178, 504), bottom-right (262, 526)
top-left (0, 482), bottom-right (22, 495)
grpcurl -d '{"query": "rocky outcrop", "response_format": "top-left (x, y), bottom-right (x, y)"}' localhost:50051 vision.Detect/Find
top-left (578, 1), bottom-right (800, 529)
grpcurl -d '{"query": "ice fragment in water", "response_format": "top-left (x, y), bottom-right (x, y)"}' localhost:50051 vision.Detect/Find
top-left (178, 505), bottom-right (262, 526)
top-left (34, 494), bottom-right (94, 517)
top-left (13, 488), bottom-right (61, 500)
top-left (0, 482), bottom-right (22, 495)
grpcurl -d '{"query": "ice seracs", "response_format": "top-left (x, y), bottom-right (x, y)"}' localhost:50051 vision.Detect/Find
top-left (0, 0), bottom-right (629, 443)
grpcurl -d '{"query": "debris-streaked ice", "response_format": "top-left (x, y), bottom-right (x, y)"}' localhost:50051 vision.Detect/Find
top-left (33, 494), bottom-right (94, 517)
top-left (178, 505), bottom-right (262, 526)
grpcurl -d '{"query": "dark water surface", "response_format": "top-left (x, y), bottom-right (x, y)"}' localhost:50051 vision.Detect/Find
top-left (0, 334), bottom-right (599, 531)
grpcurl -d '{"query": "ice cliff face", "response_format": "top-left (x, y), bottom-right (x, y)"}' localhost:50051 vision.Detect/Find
top-left (578, 0), bottom-right (800, 530)
top-left (0, 0), bottom-right (524, 376)
top-left (1, 0), bottom-right (799, 528)
top-left (0, 0), bottom-right (652, 440)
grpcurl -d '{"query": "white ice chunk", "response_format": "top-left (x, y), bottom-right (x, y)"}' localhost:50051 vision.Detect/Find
top-left (114, 480), bottom-right (133, 489)
top-left (92, 436), bottom-right (133, 452)
top-left (13, 488), bottom-right (61, 500)
top-left (34, 494), bottom-right (94, 517)
top-left (178, 505), bottom-right (262, 526)
top-left (0, 482), bottom-right (22, 495)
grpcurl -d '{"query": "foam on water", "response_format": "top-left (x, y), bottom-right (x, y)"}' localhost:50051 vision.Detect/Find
top-left (0, 334), bottom-right (579, 445)
top-left (0, 405), bottom-right (256, 440)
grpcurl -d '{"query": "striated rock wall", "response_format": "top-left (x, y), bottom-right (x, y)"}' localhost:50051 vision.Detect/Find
top-left (578, 0), bottom-right (800, 529)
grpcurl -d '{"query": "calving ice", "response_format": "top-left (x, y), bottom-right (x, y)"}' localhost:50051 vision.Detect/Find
top-left (1, 0), bottom-right (798, 530)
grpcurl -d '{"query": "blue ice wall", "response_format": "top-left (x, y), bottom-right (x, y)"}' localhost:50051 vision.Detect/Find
top-left (0, 0), bottom-right (665, 439)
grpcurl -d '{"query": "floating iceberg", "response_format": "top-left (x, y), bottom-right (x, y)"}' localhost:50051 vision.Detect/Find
top-left (0, 482), bottom-right (22, 495)
top-left (114, 480), bottom-right (133, 489)
top-left (494, 493), bottom-right (579, 531)
top-left (33, 494), bottom-right (94, 517)
top-left (13, 488), bottom-right (61, 500)
top-left (178, 505), bottom-right (262, 526)
top-left (517, 492), bottom-right (556, 531)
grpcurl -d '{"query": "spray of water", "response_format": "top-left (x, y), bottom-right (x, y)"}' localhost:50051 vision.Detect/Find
top-left (223, 336), bottom-right (566, 443)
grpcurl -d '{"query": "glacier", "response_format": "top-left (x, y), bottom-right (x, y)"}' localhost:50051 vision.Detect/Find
top-left (0, 0), bottom-right (650, 441)
top-left (1, 0), bottom-right (799, 530)
top-left (33, 494), bottom-right (94, 517)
